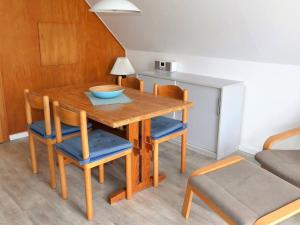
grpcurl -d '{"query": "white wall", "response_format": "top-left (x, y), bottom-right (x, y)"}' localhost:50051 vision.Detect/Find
top-left (127, 50), bottom-right (300, 154)
top-left (86, 0), bottom-right (300, 154)
top-left (94, 0), bottom-right (300, 65)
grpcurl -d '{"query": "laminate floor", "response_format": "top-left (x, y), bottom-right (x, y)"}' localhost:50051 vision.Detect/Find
top-left (0, 138), bottom-right (299, 225)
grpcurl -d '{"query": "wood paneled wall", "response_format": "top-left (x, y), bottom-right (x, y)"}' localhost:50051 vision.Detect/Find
top-left (0, 73), bottom-right (8, 141)
top-left (0, 0), bottom-right (125, 140)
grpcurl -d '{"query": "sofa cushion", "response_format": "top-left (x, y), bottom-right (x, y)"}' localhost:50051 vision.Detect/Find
top-left (56, 129), bottom-right (132, 165)
top-left (255, 150), bottom-right (300, 188)
top-left (190, 159), bottom-right (300, 225)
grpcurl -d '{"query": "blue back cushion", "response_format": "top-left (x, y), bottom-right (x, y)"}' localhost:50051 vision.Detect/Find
top-left (30, 120), bottom-right (92, 139)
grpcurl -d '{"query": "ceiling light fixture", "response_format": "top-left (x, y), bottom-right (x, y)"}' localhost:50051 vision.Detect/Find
top-left (90, 0), bottom-right (141, 13)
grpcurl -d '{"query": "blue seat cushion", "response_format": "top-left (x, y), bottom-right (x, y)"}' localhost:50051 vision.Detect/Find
top-left (30, 120), bottom-right (92, 139)
top-left (56, 129), bottom-right (132, 165)
top-left (151, 116), bottom-right (187, 140)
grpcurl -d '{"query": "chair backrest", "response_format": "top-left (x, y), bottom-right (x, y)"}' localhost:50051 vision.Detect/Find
top-left (53, 101), bottom-right (90, 160)
top-left (153, 84), bottom-right (189, 123)
top-left (118, 76), bottom-right (144, 91)
top-left (24, 89), bottom-right (52, 136)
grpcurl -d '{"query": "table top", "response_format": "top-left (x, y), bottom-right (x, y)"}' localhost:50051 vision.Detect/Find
top-left (33, 82), bottom-right (193, 128)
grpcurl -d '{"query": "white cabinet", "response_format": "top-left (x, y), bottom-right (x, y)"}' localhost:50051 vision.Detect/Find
top-left (139, 75), bottom-right (177, 119)
top-left (175, 82), bottom-right (220, 153)
top-left (138, 71), bottom-right (245, 159)
top-left (140, 75), bottom-right (174, 93)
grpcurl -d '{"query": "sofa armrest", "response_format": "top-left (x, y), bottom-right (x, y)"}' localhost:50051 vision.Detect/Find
top-left (254, 199), bottom-right (300, 225)
top-left (263, 127), bottom-right (300, 150)
top-left (190, 155), bottom-right (244, 177)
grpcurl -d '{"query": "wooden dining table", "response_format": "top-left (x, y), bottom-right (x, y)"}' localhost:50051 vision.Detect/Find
top-left (32, 82), bottom-right (192, 204)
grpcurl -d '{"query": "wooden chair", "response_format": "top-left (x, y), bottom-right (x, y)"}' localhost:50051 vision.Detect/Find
top-left (93, 76), bottom-right (143, 184)
top-left (24, 89), bottom-right (87, 188)
top-left (255, 127), bottom-right (300, 188)
top-left (152, 84), bottom-right (188, 187)
top-left (53, 101), bottom-right (133, 220)
top-left (182, 156), bottom-right (300, 225)
top-left (98, 76), bottom-right (143, 184)
top-left (118, 76), bottom-right (144, 91)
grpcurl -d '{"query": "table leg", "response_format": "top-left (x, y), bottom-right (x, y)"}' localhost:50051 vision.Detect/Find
top-left (109, 122), bottom-right (139, 204)
top-left (140, 119), bottom-right (166, 187)
top-left (140, 119), bottom-right (153, 184)
top-left (108, 119), bottom-right (166, 204)
top-left (127, 122), bottom-right (140, 186)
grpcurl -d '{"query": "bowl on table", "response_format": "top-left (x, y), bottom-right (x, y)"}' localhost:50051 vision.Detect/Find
top-left (89, 85), bottom-right (124, 99)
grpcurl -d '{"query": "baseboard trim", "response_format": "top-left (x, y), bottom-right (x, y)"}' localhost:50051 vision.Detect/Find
top-left (238, 145), bottom-right (258, 155)
top-left (168, 139), bottom-right (216, 159)
top-left (169, 140), bottom-right (259, 157)
top-left (9, 131), bottom-right (28, 141)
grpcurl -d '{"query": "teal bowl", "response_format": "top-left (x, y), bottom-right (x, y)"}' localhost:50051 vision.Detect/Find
top-left (89, 85), bottom-right (124, 99)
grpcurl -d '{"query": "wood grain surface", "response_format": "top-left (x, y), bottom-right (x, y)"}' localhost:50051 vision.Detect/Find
top-left (33, 82), bottom-right (193, 128)
top-left (33, 82), bottom-right (192, 204)
top-left (38, 23), bottom-right (79, 66)
top-left (0, 73), bottom-right (8, 142)
top-left (2, 139), bottom-right (299, 224)
top-left (0, 0), bottom-right (124, 137)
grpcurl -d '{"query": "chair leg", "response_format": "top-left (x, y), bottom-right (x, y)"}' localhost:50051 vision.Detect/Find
top-left (125, 153), bottom-right (132, 199)
top-left (57, 153), bottom-right (68, 200)
top-left (98, 164), bottom-right (104, 184)
top-left (153, 142), bottom-right (159, 187)
top-left (182, 183), bottom-right (194, 219)
top-left (84, 167), bottom-right (93, 221)
top-left (181, 133), bottom-right (187, 173)
top-left (47, 143), bottom-right (56, 189)
top-left (29, 132), bottom-right (38, 173)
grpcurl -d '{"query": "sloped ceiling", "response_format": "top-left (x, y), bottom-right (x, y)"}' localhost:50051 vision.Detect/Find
top-left (87, 0), bottom-right (300, 65)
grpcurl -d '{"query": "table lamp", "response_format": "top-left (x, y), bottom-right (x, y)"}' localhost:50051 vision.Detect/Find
top-left (111, 57), bottom-right (136, 78)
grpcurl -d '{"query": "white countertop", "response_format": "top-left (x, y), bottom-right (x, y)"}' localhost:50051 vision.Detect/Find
top-left (139, 71), bottom-right (243, 89)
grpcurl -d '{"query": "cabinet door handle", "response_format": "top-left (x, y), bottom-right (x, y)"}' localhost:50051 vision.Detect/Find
top-left (217, 98), bottom-right (221, 116)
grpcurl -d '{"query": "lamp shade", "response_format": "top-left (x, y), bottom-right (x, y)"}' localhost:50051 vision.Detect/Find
top-left (90, 0), bottom-right (141, 13)
top-left (111, 57), bottom-right (136, 76)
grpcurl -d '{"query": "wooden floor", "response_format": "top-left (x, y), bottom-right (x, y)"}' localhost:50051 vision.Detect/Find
top-left (0, 139), bottom-right (299, 225)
